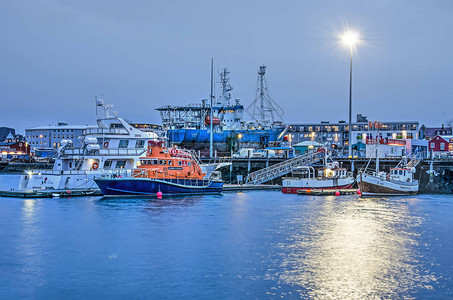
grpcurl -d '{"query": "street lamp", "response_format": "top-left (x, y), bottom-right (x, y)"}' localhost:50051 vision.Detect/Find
top-left (339, 30), bottom-right (360, 158)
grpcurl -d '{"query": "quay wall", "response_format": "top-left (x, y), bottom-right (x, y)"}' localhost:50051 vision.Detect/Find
top-left (212, 157), bottom-right (453, 194)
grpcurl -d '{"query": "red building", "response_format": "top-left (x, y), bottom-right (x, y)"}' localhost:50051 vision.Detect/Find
top-left (428, 135), bottom-right (453, 152)
top-left (0, 133), bottom-right (30, 155)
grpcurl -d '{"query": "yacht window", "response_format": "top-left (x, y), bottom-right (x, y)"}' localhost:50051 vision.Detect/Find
top-left (163, 160), bottom-right (167, 165)
top-left (104, 160), bottom-right (112, 169)
top-left (152, 160), bottom-right (158, 165)
top-left (140, 160), bottom-right (146, 165)
top-left (119, 140), bottom-right (129, 148)
top-left (403, 170), bottom-right (406, 176)
top-left (399, 170), bottom-right (403, 175)
top-left (178, 161), bottom-right (182, 166)
top-left (168, 160), bottom-right (173, 166)
top-left (188, 162), bottom-right (191, 166)
top-left (135, 140), bottom-right (145, 148)
top-left (116, 160), bottom-right (126, 168)
top-left (159, 160), bottom-right (163, 165)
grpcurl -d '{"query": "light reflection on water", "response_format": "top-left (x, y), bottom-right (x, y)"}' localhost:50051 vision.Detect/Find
top-left (274, 196), bottom-right (437, 299)
top-left (0, 187), bottom-right (451, 298)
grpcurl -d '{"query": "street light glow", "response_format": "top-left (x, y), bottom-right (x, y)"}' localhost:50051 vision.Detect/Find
top-left (340, 31), bottom-right (360, 48)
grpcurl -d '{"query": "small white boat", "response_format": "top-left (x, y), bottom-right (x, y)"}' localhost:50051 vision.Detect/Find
top-left (282, 160), bottom-right (355, 194)
top-left (358, 167), bottom-right (419, 196)
top-left (357, 137), bottom-right (420, 196)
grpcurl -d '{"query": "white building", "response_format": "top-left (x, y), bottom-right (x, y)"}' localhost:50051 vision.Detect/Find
top-left (25, 123), bottom-right (95, 150)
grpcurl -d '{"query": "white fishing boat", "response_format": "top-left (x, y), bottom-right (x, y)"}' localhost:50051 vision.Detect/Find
top-left (357, 167), bottom-right (419, 196)
top-left (357, 122), bottom-right (420, 196)
top-left (18, 99), bottom-right (160, 191)
top-left (282, 155), bottom-right (355, 194)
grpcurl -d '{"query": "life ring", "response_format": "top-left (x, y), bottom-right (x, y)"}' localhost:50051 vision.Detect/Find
top-left (406, 178), bottom-right (410, 183)
top-left (170, 148), bottom-right (179, 156)
top-left (92, 162), bottom-right (99, 170)
top-left (103, 142), bottom-right (109, 148)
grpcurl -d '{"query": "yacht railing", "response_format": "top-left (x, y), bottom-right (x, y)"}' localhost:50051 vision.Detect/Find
top-left (29, 169), bottom-right (95, 175)
top-left (62, 148), bottom-right (146, 156)
top-left (83, 128), bottom-right (130, 135)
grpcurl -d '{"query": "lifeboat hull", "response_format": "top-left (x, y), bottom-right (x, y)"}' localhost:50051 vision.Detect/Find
top-left (94, 178), bottom-right (223, 196)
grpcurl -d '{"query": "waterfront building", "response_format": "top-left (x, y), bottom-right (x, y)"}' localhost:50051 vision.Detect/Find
top-left (419, 125), bottom-right (452, 140)
top-left (25, 123), bottom-right (95, 150)
top-left (428, 135), bottom-right (453, 152)
top-left (288, 114), bottom-right (419, 155)
top-left (0, 133), bottom-right (30, 157)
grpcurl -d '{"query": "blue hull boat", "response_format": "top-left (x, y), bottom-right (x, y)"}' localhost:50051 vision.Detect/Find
top-left (94, 178), bottom-right (223, 196)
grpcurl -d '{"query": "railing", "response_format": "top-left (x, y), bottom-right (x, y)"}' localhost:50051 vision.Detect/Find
top-left (29, 169), bottom-right (94, 175)
top-left (396, 152), bottom-right (424, 168)
top-left (62, 148), bottom-right (146, 156)
top-left (103, 169), bottom-right (213, 187)
top-left (246, 151), bottom-right (324, 185)
top-left (83, 128), bottom-right (130, 135)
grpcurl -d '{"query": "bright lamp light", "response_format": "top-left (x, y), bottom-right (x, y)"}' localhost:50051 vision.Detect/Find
top-left (340, 31), bottom-right (360, 48)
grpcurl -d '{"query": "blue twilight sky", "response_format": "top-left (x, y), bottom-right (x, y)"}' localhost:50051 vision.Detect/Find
top-left (1, 0), bottom-right (452, 133)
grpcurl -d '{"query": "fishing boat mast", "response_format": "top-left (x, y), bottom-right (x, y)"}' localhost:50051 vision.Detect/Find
top-left (210, 59), bottom-right (214, 158)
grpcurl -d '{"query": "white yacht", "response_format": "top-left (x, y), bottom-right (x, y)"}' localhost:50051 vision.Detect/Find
top-left (18, 99), bottom-right (159, 191)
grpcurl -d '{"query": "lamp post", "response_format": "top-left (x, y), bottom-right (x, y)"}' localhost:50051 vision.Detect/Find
top-left (340, 31), bottom-right (360, 158)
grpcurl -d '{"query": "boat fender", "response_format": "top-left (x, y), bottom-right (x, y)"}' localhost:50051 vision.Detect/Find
top-left (406, 178), bottom-right (410, 182)
top-left (103, 142), bottom-right (109, 148)
top-left (92, 162), bottom-right (99, 170)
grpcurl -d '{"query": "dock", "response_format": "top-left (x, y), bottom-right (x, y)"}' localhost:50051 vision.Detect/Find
top-left (0, 189), bottom-right (102, 198)
top-left (297, 189), bottom-right (359, 196)
top-left (223, 184), bottom-right (281, 192)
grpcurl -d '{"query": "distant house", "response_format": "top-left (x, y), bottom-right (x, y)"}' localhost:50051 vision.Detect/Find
top-left (428, 135), bottom-right (453, 152)
top-left (0, 133), bottom-right (30, 156)
top-left (420, 125), bottom-right (452, 140)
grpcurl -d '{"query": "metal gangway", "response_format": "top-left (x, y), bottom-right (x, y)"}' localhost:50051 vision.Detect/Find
top-left (397, 152), bottom-right (424, 169)
top-left (245, 151), bottom-right (324, 185)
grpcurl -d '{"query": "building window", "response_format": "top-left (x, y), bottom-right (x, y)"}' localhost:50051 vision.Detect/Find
top-left (119, 140), bottom-right (129, 148)
top-left (430, 142), bottom-right (435, 149)
top-left (440, 143), bottom-right (445, 150)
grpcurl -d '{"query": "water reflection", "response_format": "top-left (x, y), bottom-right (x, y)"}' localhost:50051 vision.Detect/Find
top-left (95, 194), bottom-right (215, 212)
top-left (275, 196), bottom-right (436, 299)
top-left (19, 199), bottom-right (46, 290)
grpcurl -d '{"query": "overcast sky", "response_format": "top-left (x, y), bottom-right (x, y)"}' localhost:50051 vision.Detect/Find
top-left (1, 0), bottom-right (452, 133)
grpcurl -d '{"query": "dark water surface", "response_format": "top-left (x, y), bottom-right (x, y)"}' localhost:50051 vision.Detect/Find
top-left (0, 189), bottom-right (452, 299)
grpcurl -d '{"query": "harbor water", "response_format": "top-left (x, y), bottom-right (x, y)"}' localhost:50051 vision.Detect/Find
top-left (0, 176), bottom-right (452, 298)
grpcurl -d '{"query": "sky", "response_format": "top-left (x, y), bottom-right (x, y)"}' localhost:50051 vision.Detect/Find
top-left (1, 0), bottom-right (452, 133)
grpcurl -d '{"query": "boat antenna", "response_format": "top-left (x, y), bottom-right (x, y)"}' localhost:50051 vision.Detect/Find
top-left (210, 58), bottom-right (214, 158)
top-left (95, 96), bottom-right (98, 116)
